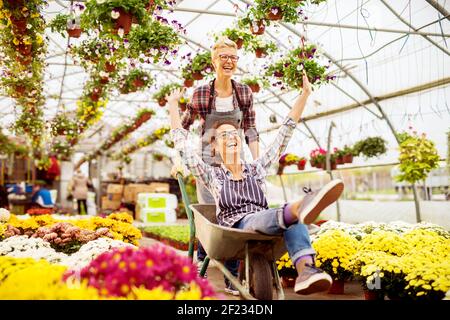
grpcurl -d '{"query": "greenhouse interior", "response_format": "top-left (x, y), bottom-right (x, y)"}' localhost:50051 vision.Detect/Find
top-left (0, 0), bottom-right (449, 302)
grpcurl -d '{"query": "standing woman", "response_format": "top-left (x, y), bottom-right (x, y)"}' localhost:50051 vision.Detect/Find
top-left (179, 37), bottom-right (260, 295)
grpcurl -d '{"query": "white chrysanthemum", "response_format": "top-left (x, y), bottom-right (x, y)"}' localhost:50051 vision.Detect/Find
top-left (0, 208), bottom-right (10, 222)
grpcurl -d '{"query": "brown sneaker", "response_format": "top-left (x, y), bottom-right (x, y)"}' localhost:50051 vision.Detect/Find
top-left (294, 264), bottom-right (332, 295)
top-left (297, 179), bottom-right (344, 224)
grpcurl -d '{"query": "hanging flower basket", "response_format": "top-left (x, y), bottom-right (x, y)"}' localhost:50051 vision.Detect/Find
top-left (158, 99), bottom-right (167, 107)
top-left (248, 83), bottom-right (260, 93)
top-left (10, 16), bottom-right (27, 34)
top-left (192, 72), bottom-right (204, 80)
top-left (15, 55), bottom-right (32, 66)
top-left (183, 78), bottom-right (194, 88)
top-left (266, 7), bottom-right (283, 21)
top-left (146, 0), bottom-right (155, 12)
top-left (15, 85), bottom-right (26, 96)
top-left (18, 44), bottom-right (32, 56)
top-left (100, 77), bottom-right (109, 85)
top-left (139, 111), bottom-right (153, 123)
top-left (113, 8), bottom-right (133, 35)
top-left (67, 27), bottom-right (82, 38)
top-left (133, 78), bottom-right (145, 88)
top-left (105, 62), bottom-right (116, 73)
top-left (250, 20), bottom-right (265, 35)
top-left (179, 102), bottom-right (187, 111)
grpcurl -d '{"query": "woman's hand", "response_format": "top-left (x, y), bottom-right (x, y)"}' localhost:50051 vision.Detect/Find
top-left (302, 72), bottom-right (312, 96)
top-left (165, 88), bottom-right (185, 107)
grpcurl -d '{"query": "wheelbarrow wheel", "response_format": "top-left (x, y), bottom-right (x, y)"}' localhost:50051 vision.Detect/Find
top-left (239, 254), bottom-right (273, 300)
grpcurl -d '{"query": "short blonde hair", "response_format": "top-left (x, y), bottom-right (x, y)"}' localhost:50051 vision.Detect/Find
top-left (211, 36), bottom-right (237, 60)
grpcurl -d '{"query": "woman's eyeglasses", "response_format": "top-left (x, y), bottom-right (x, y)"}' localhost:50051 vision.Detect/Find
top-left (218, 54), bottom-right (239, 62)
top-left (217, 130), bottom-right (239, 140)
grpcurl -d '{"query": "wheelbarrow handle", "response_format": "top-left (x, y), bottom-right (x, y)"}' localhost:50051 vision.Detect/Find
top-left (176, 172), bottom-right (196, 261)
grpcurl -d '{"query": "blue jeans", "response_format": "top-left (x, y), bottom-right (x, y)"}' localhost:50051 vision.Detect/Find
top-left (233, 207), bottom-right (316, 263)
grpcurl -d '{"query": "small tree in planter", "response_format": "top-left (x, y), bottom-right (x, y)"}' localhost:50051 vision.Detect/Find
top-left (395, 131), bottom-right (440, 185)
top-left (353, 136), bottom-right (387, 159)
top-left (128, 20), bottom-right (182, 64)
top-left (241, 76), bottom-right (269, 93)
top-left (152, 83), bottom-right (182, 107)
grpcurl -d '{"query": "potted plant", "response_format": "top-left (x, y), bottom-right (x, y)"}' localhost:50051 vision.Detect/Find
top-left (128, 20), bottom-right (181, 63)
top-left (353, 136), bottom-right (387, 159)
top-left (297, 157), bottom-right (307, 170)
top-left (80, 0), bottom-right (170, 36)
top-left (49, 13), bottom-right (83, 38)
top-left (181, 65), bottom-right (195, 87)
top-left (238, 8), bottom-right (266, 35)
top-left (50, 113), bottom-right (77, 137)
top-left (220, 27), bottom-right (253, 49)
top-left (119, 69), bottom-right (153, 93)
top-left (135, 108), bottom-right (155, 126)
top-left (395, 131), bottom-right (440, 185)
top-left (248, 38), bottom-right (277, 58)
top-left (191, 51), bottom-right (213, 80)
top-left (152, 83), bottom-right (182, 107)
top-left (278, 153), bottom-right (300, 175)
top-left (178, 96), bottom-right (189, 112)
top-left (241, 76), bottom-right (269, 93)
top-left (266, 44), bottom-right (334, 91)
top-left (312, 229), bottom-right (359, 294)
top-left (254, 0), bottom-right (304, 24)
top-left (276, 252), bottom-right (297, 288)
top-left (309, 148), bottom-right (327, 169)
top-left (341, 145), bottom-right (355, 163)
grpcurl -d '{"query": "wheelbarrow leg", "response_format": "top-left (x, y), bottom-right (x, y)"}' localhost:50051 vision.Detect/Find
top-left (271, 262), bottom-right (285, 300)
top-left (212, 258), bottom-right (255, 300)
top-left (199, 256), bottom-right (210, 278)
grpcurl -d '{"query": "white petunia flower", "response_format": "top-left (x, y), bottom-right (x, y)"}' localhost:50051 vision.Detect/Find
top-left (111, 9), bottom-right (120, 19)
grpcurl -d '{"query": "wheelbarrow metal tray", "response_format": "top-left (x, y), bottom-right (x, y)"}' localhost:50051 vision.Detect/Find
top-left (190, 204), bottom-right (286, 261)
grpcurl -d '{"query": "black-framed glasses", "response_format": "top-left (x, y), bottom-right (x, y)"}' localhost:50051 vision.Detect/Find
top-left (217, 130), bottom-right (239, 140)
top-left (218, 54), bottom-right (239, 62)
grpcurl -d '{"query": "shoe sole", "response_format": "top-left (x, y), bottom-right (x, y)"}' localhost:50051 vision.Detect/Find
top-left (300, 180), bottom-right (344, 224)
top-left (224, 288), bottom-right (240, 296)
top-left (295, 273), bottom-right (332, 295)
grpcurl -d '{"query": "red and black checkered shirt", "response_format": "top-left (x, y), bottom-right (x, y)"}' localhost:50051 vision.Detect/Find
top-left (181, 80), bottom-right (259, 144)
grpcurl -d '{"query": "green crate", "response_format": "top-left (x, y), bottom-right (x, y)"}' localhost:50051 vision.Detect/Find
top-left (144, 211), bottom-right (166, 223)
top-left (147, 197), bottom-right (166, 208)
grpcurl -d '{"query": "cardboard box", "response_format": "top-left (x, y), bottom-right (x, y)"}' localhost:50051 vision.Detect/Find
top-left (123, 184), bottom-right (139, 203)
top-left (148, 182), bottom-right (170, 193)
top-left (107, 193), bottom-right (122, 202)
top-left (107, 184), bottom-right (124, 194)
top-left (102, 196), bottom-right (121, 210)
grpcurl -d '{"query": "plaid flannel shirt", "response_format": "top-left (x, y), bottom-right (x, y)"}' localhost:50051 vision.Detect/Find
top-left (180, 80), bottom-right (259, 144)
top-left (172, 117), bottom-right (296, 227)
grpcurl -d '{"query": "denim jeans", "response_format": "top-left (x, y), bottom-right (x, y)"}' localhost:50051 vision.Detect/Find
top-left (233, 207), bottom-right (316, 263)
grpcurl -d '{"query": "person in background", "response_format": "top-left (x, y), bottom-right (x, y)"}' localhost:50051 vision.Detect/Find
top-left (31, 182), bottom-right (55, 208)
top-left (71, 169), bottom-right (92, 215)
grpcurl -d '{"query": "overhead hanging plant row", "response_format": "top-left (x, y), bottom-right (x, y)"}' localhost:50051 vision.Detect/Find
top-left (0, 0), bottom-right (49, 166)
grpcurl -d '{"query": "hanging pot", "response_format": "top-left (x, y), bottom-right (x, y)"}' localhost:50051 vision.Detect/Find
top-left (67, 28), bottom-right (82, 38)
top-left (297, 161), bottom-right (306, 170)
top-left (266, 7), bottom-right (283, 21)
top-left (179, 102), bottom-right (187, 112)
top-left (248, 83), bottom-right (260, 93)
top-left (274, 70), bottom-right (284, 78)
top-left (192, 72), bottom-right (203, 80)
top-left (146, 0), bottom-right (155, 12)
top-left (250, 20), bottom-right (265, 35)
top-left (15, 85), bottom-right (26, 96)
top-left (336, 157), bottom-right (344, 165)
top-left (139, 112), bottom-right (152, 123)
top-left (255, 48), bottom-right (267, 58)
top-left (158, 99), bottom-right (167, 107)
top-left (235, 38), bottom-right (244, 49)
top-left (10, 16), bottom-right (27, 33)
top-left (18, 43), bottom-right (32, 56)
top-left (105, 62), bottom-right (116, 73)
top-left (100, 77), bottom-right (109, 85)
top-left (16, 55), bottom-right (32, 66)
top-left (113, 8), bottom-right (133, 35)
top-left (133, 78), bottom-right (145, 89)
top-left (343, 154), bottom-right (353, 163)
top-left (183, 78), bottom-right (194, 88)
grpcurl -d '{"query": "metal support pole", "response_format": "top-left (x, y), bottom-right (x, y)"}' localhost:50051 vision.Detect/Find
top-left (412, 183), bottom-right (421, 223)
top-left (278, 175), bottom-right (288, 203)
top-left (96, 154), bottom-right (102, 213)
top-left (326, 121), bottom-right (341, 221)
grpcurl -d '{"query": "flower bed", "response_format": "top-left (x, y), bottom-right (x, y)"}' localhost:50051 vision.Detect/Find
top-left (142, 225), bottom-right (197, 251)
top-left (276, 220), bottom-right (450, 300)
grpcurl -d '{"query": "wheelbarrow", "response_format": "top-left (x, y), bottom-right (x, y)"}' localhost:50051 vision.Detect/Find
top-left (177, 173), bottom-right (286, 300)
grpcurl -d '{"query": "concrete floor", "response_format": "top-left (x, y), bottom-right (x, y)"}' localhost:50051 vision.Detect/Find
top-left (139, 237), bottom-right (365, 300)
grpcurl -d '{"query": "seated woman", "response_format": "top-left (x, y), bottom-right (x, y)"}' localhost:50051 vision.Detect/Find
top-left (31, 183), bottom-right (55, 209)
top-left (168, 74), bottom-right (344, 295)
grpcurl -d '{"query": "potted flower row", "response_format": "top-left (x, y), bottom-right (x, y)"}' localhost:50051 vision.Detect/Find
top-left (220, 27), bottom-right (253, 49)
